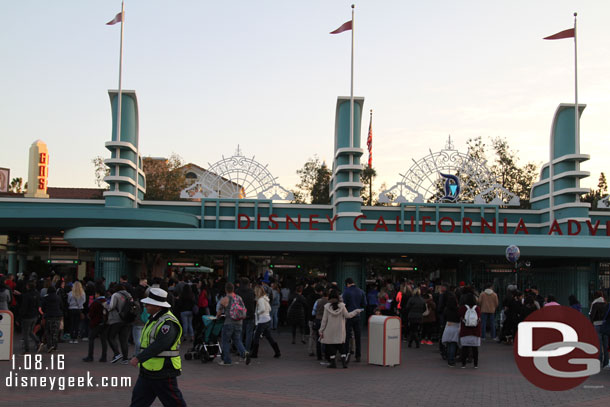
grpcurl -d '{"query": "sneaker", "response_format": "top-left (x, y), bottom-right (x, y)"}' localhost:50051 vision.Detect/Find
top-left (245, 351), bottom-right (251, 365)
top-left (426, 340), bottom-right (433, 345)
top-left (121, 359), bottom-right (129, 365)
top-left (37, 343), bottom-right (45, 353)
top-left (111, 354), bottom-right (123, 364)
top-left (474, 365), bottom-right (478, 369)
top-left (217, 361), bottom-right (232, 366)
top-left (461, 365), bottom-right (466, 369)
top-left (48, 346), bottom-right (56, 353)
top-left (82, 357), bottom-right (93, 362)
top-left (82, 337), bottom-right (89, 342)
top-left (604, 364), bottom-right (610, 370)
top-left (448, 363), bottom-right (455, 368)
top-left (73, 339), bottom-right (79, 344)
top-left (420, 340), bottom-right (426, 345)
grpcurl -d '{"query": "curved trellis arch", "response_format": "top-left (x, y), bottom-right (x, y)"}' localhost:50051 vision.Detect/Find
top-left (379, 137), bottom-right (519, 206)
top-left (180, 146), bottom-right (294, 201)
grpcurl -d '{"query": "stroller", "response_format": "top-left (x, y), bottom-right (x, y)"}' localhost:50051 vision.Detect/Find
top-left (184, 315), bottom-right (224, 363)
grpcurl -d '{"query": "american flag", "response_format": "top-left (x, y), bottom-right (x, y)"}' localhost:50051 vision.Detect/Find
top-left (367, 110), bottom-right (373, 168)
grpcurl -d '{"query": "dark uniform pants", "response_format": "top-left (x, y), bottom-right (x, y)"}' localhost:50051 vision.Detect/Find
top-left (130, 375), bottom-right (186, 407)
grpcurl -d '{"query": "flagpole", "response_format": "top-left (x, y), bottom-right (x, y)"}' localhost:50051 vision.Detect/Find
top-left (350, 4), bottom-right (355, 148)
top-left (573, 12), bottom-right (579, 154)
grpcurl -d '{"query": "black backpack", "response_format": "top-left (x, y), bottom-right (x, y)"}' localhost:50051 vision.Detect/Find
top-left (118, 292), bottom-right (138, 323)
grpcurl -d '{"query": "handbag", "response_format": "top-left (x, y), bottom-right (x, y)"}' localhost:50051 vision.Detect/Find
top-left (599, 304), bottom-right (610, 336)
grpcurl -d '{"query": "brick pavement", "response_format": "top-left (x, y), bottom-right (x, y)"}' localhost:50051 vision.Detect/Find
top-left (1, 330), bottom-right (609, 406)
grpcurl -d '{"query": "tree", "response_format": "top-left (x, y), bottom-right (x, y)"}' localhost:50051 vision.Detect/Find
top-left (361, 165), bottom-right (377, 206)
top-left (582, 172), bottom-right (608, 208)
top-left (465, 136), bottom-right (539, 208)
top-left (293, 156), bottom-right (331, 204)
top-left (9, 177), bottom-right (26, 193)
top-left (142, 153), bottom-right (186, 201)
top-left (92, 156), bottom-right (110, 188)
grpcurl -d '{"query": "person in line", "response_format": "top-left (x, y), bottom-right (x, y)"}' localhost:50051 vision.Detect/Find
top-left (421, 292), bottom-right (437, 345)
top-left (342, 278), bottom-right (366, 362)
top-left (459, 288), bottom-right (482, 369)
top-left (19, 281), bottom-right (41, 354)
top-left (0, 279), bottom-right (12, 310)
top-left (83, 285), bottom-right (108, 362)
top-left (319, 290), bottom-right (363, 368)
top-left (107, 284), bottom-right (133, 364)
top-left (270, 282), bottom-right (281, 330)
top-left (129, 288), bottom-right (186, 407)
top-left (312, 287), bottom-right (329, 361)
top-left (441, 291), bottom-right (460, 367)
top-left (236, 277), bottom-right (256, 352)
top-left (41, 286), bottom-right (63, 353)
top-left (589, 291), bottom-right (610, 369)
top-left (287, 285), bottom-right (308, 345)
top-left (216, 282), bottom-right (250, 366)
top-left (568, 295), bottom-right (582, 312)
top-left (67, 281), bottom-right (86, 344)
top-left (405, 288), bottom-right (426, 348)
top-left (478, 283), bottom-right (498, 340)
top-left (175, 285), bottom-right (195, 342)
top-left (250, 285), bottom-right (281, 359)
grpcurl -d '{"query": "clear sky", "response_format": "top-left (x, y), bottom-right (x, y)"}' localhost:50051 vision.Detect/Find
top-left (1, 1), bottom-right (609, 196)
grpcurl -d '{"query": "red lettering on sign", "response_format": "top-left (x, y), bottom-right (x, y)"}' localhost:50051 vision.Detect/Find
top-left (257, 214), bottom-right (261, 230)
top-left (354, 215), bottom-right (366, 231)
top-left (422, 216), bottom-right (432, 232)
top-left (586, 220), bottom-right (600, 236)
top-left (481, 218), bottom-right (496, 234)
top-left (410, 216), bottom-right (415, 232)
top-left (438, 217), bottom-right (455, 233)
top-left (374, 217), bottom-right (389, 232)
top-left (39, 153), bottom-right (47, 164)
top-left (268, 214), bottom-right (279, 230)
top-left (309, 214), bottom-right (319, 231)
top-left (548, 220), bottom-right (563, 235)
top-left (286, 215), bottom-right (301, 230)
top-left (38, 166), bottom-right (46, 177)
top-left (38, 178), bottom-right (46, 190)
top-left (395, 216), bottom-right (403, 232)
top-left (325, 215), bottom-right (338, 231)
top-left (514, 218), bottom-right (529, 234)
top-left (462, 217), bottom-right (473, 233)
top-left (568, 219), bottom-right (581, 236)
top-left (607, 221), bottom-right (610, 236)
top-left (238, 214), bottom-right (251, 229)
top-left (503, 218), bottom-right (508, 234)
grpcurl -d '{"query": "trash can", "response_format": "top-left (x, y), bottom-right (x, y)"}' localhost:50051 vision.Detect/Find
top-left (0, 311), bottom-right (14, 360)
top-left (367, 315), bottom-right (401, 366)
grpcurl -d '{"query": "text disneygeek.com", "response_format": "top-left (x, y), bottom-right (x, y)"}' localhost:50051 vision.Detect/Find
top-left (4, 354), bottom-right (131, 391)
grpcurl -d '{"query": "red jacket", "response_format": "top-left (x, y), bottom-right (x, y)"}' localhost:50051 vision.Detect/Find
top-left (458, 304), bottom-right (481, 337)
top-left (88, 297), bottom-right (107, 327)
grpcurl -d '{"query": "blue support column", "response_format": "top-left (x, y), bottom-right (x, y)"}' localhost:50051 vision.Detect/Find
top-left (225, 254), bottom-right (238, 283)
top-left (330, 97), bottom-right (365, 231)
top-left (7, 234), bottom-right (17, 276)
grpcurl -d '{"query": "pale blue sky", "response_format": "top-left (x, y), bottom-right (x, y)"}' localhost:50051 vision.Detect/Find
top-left (2, 1), bottom-right (609, 194)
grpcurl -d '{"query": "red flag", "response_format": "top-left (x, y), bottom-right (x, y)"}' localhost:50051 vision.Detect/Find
top-left (106, 12), bottom-right (122, 25)
top-left (330, 20), bottom-right (352, 34)
top-left (367, 115), bottom-right (373, 168)
top-left (543, 28), bottom-right (574, 40)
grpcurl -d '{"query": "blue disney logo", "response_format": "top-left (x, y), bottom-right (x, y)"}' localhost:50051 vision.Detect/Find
top-left (440, 172), bottom-right (460, 202)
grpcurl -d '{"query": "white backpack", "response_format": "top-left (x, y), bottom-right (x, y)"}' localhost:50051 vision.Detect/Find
top-left (463, 305), bottom-right (479, 327)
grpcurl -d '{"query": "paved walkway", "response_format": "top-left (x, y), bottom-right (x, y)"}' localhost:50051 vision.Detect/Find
top-left (1, 330), bottom-right (609, 406)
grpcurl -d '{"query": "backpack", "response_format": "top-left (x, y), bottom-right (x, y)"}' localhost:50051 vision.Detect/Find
top-left (463, 304), bottom-right (479, 327)
top-left (118, 292), bottom-right (138, 323)
top-left (228, 294), bottom-right (247, 321)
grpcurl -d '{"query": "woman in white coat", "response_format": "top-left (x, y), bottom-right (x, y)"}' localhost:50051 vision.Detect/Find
top-left (319, 290), bottom-right (363, 368)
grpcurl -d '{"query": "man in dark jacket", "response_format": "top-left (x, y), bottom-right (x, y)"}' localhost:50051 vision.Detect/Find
top-left (83, 286), bottom-right (108, 362)
top-left (236, 277), bottom-right (256, 351)
top-left (19, 281), bottom-right (40, 353)
top-left (342, 278), bottom-right (366, 362)
top-left (41, 286), bottom-right (64, 352)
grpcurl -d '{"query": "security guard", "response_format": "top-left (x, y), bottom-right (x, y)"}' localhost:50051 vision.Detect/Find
top-left (130, 288), bottom-right (187, 407)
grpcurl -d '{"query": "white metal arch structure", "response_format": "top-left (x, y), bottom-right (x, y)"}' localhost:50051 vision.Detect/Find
top-left (180, 146), bottom-right (293, 201)
top-left (379, 137), bottom-right (520, 206)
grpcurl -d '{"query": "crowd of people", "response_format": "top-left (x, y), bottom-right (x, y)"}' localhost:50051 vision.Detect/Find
top-left (1, 271), bottom-right (609, 372)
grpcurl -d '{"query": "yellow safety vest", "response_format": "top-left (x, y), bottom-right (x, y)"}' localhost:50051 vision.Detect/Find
top-left (139, 311), bottom-right (182, 371)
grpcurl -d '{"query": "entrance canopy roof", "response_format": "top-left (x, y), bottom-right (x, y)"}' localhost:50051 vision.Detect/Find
top-left (64, 227), bottom-right (610, 259)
